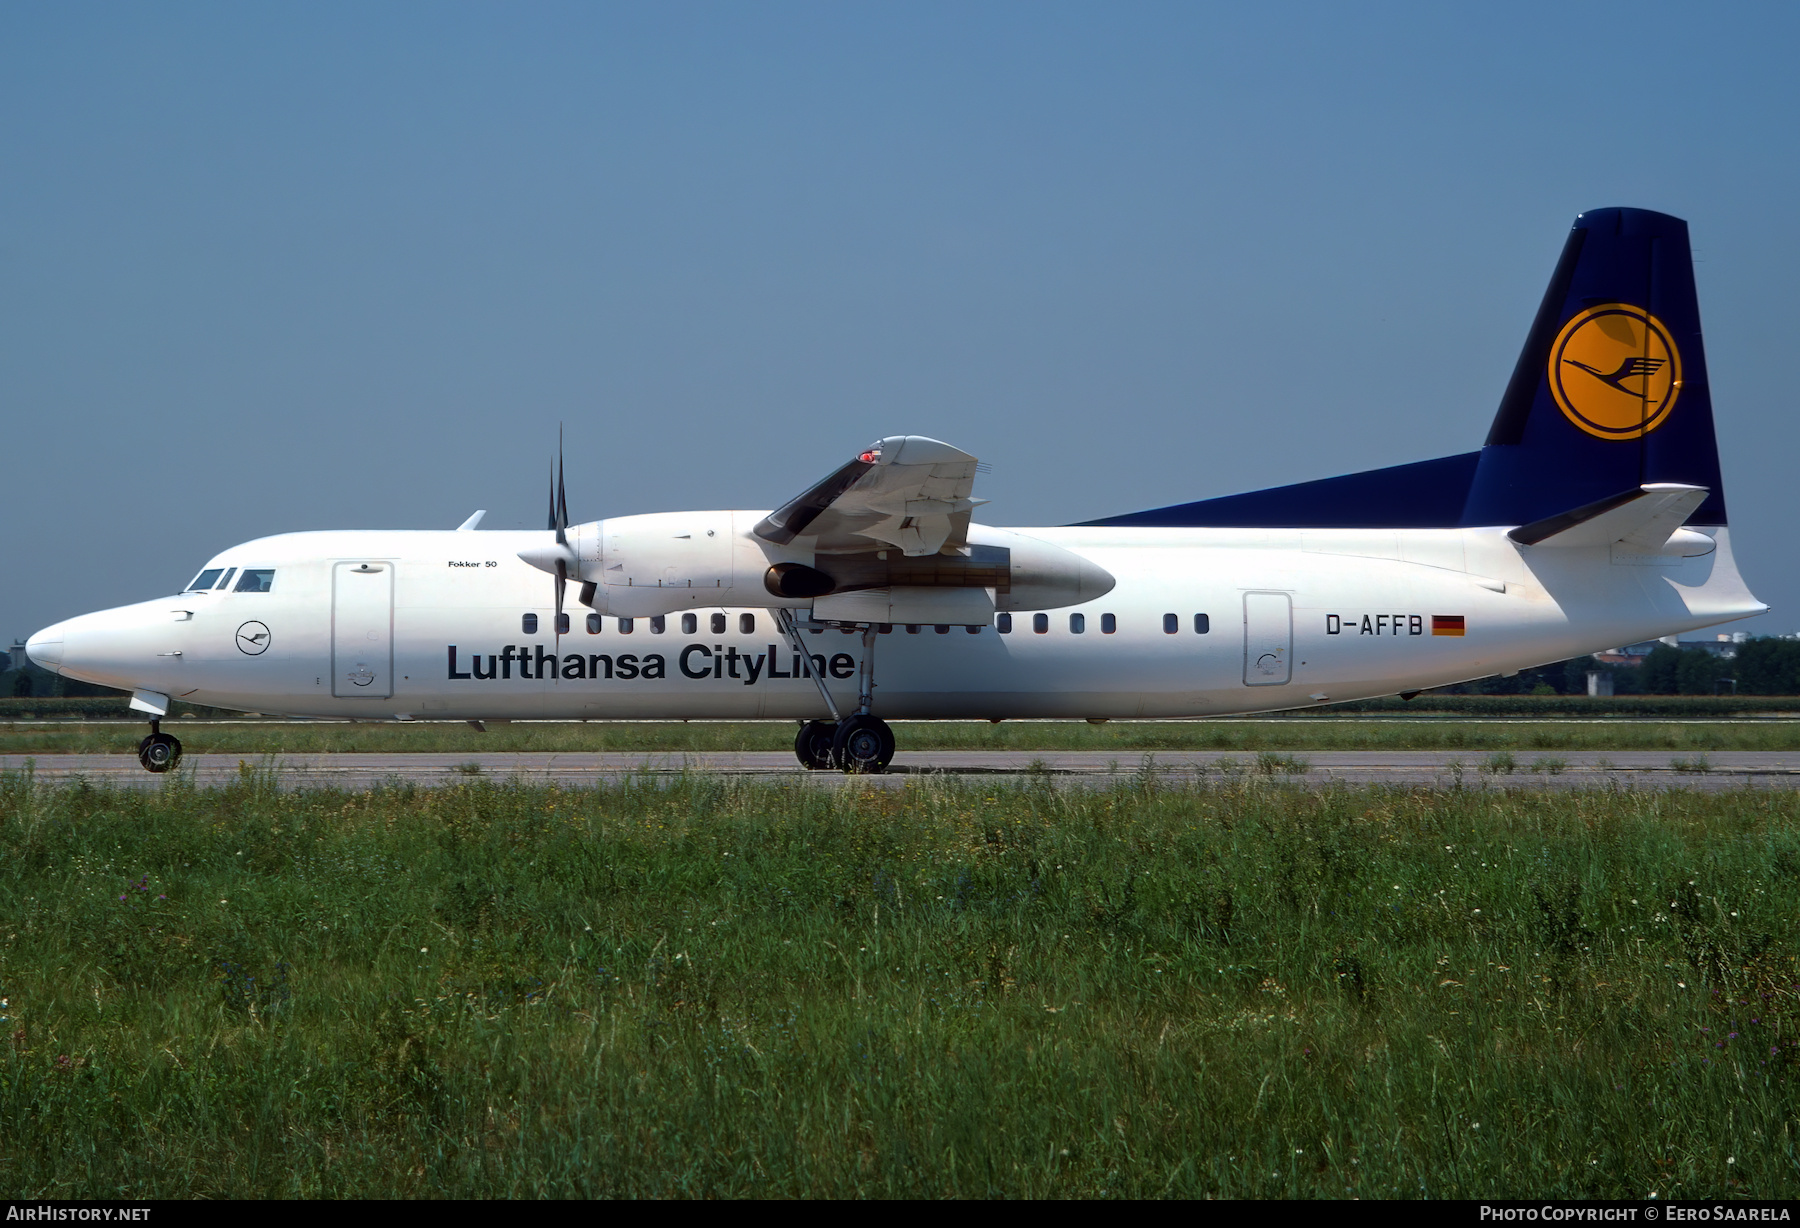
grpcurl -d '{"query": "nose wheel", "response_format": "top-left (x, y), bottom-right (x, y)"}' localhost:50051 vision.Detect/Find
top-left (137, 719), bottom-right (182, 773)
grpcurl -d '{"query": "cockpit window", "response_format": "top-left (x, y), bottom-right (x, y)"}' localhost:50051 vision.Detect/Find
top-left (234, 569), bottom-right (275, 593)
top-left (216, 568), bottom-right (237, 590)
top-left (187, 568), bottom-right (224, 592)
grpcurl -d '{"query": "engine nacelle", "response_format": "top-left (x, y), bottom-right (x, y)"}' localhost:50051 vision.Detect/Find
top-left (556, 511), bottom-right (789, 618)
top-left (520, 513), bottom-right (1113, 620)
top-left (970, 525), bottom-right (1115, 611)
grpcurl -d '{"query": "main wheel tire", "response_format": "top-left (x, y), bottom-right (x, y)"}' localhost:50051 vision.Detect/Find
top-left (137, 732), bottom-right (182, 774)
top-left (794, 721), bottom-right (837, 770)
top-left (832, 715), bottom-right (895, 774)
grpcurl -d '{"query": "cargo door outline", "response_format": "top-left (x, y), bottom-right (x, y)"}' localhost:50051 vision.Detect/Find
top-left (1242, 591), bottom-right (1292, 686)
top-left (332, 562), bottom-right (394, 698)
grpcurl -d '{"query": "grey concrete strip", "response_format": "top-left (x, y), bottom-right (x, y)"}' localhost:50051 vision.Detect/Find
top-left (1, 749), bottom-right (1794, 791)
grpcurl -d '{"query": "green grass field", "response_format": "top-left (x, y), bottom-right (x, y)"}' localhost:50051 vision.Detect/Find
top-left (1, 767), bottom-right (1796, 1197)
top-left (8, 717), bottom-right (1800, 757)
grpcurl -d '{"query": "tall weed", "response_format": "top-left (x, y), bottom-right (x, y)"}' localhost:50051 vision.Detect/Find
top-left (0, 775), bottom-right (1796, 1197)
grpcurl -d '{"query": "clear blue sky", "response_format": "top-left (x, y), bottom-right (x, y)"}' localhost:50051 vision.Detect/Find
top-left (5, 2), bottom-right (1797, 641)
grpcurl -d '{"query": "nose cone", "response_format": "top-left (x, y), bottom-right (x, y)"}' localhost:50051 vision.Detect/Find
top-left (25, 601), bottom-right (189, 691)
top-left (25, 623), bottom-right (65, 671)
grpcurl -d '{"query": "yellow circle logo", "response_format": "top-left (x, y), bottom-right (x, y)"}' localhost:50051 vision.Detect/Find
top-left (1547, 303), bottom-right (1682, 439)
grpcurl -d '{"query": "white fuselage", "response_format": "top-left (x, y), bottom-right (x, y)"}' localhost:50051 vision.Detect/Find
top-left (29, 522), bottom-right (1762, 721)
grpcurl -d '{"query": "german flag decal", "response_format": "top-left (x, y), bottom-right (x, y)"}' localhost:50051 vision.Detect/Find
top-left (1431, 615), bottom-right (1466, 637)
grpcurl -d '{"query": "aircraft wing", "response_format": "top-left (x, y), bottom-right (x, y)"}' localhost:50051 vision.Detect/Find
top-left (753, 436), bottom-right (984, 556)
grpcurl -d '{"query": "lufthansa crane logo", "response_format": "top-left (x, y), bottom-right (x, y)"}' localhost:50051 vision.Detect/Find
top-left (1547, 303), bottom-right (1682, 440)
top-left (235, 621), bottom-right (271, 656)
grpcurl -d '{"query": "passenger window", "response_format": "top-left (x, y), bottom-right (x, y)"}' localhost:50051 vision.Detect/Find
top-left (1163, 613), bottom-right (1178, 634)
top-left (1033, 613), bottom-right (1049, 634)
top-left (740, 613), bottom-right (755, 634)
top-left (906, 625), bottom-right (921, 634)
top-left (234, 569), bottom-right (275, 593)
top-left (1194, 613), bottom-right (1210, 634)
top-left (682, 613), bottom-right (697, 635)
top-left (1101, 613), bottom-right (1117, 634)
top-left (1069, 613), bottom-right (1085, 634)
top-left (216, 568), bottom-right (237, 591)
top-left (965, 624), bottom-right (982, 634)
top-left (586, 613), bottom-right (602, 634)
top-left (878, 623), bottom-right (893, 634)
top-left (555, 612), bottom-right (570, 635)
top-left (996, 613), bottom-right (1012, 634)
top-left (711, 613), bottom-right (727, 635)
top-left (522, 613), bottom-right (539, 634)
top-left (935, 624), bottom-right (949, 634)
top-left (650, 615), bottom-right (666, 634)
top-left (188, 569), bottom-right (224, 592)
top-left (618, 618), bottom-right (634, 634)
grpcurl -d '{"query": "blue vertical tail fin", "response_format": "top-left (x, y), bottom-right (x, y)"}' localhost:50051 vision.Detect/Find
top-left (1075, 207), bottom-right (1727, 532)
top-left (1462, 207), bottom-right (1725, 527)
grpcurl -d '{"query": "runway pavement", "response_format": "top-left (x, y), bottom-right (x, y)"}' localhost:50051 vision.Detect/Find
top-left (4, 749), bottom-right (1798, 791)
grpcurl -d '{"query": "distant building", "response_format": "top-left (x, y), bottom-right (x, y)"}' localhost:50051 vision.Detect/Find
top-left (1592, 632), bottom-right (1752, 665)
top-left (1592, 641), bottom-right (1663, 667)
top-left (5, 641), bottom-right (24, 673)
top-left (1681, 632), bottom-right (1751, 660)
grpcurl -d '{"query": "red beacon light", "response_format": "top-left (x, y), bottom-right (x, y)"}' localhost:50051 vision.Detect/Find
top-left (859, 450), bottom-right (879, 463)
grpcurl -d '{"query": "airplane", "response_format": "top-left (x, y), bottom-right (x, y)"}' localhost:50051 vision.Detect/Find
top-left (24, 207), bottom-right (1765, 774)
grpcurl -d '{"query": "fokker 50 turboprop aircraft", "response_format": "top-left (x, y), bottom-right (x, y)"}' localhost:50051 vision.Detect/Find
top-left (26, 207), bottom-right (1765, 773)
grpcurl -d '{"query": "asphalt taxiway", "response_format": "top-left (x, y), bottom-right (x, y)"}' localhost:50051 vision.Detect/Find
top-left (3, 750), bottom-right (1798, 791)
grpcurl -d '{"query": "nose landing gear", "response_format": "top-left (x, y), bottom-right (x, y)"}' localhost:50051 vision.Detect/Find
top-left (137, 719), bottom-right (182, 773)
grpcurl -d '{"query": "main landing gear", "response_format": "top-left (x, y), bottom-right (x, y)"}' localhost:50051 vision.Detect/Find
top-left (779, 610), bottom-right (896, 774)
top-left (832, 713), bottom-right (895, 773)
top-left (137, 719), bottom-right (182, 773)
top-left (793, 715), bottom-right (896, 774)
top-left (794, 719), bottom-right (836, 770)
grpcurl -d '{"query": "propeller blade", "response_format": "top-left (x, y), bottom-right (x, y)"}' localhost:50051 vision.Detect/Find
top-left (554, 557), bottom-right (567, 662)
top-left (555, 424), bottom-right (569, 544)
top-left (545, 426), bottom-right (572, 665)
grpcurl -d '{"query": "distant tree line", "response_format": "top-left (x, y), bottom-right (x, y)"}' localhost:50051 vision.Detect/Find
top-left (1439, 636), bottom-right (1800, 697)
top-left (2, 660), bottom-right (121, 699)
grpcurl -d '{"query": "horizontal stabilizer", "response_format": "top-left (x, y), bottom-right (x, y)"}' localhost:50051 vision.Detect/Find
top-left (1508, 483), bottom-right (1708, 550)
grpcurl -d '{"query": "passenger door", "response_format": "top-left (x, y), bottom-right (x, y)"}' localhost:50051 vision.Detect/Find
top-left (1242, 591), bottom-right (1292, 686)
top-left (332, 561), bottom-right (393, 698)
